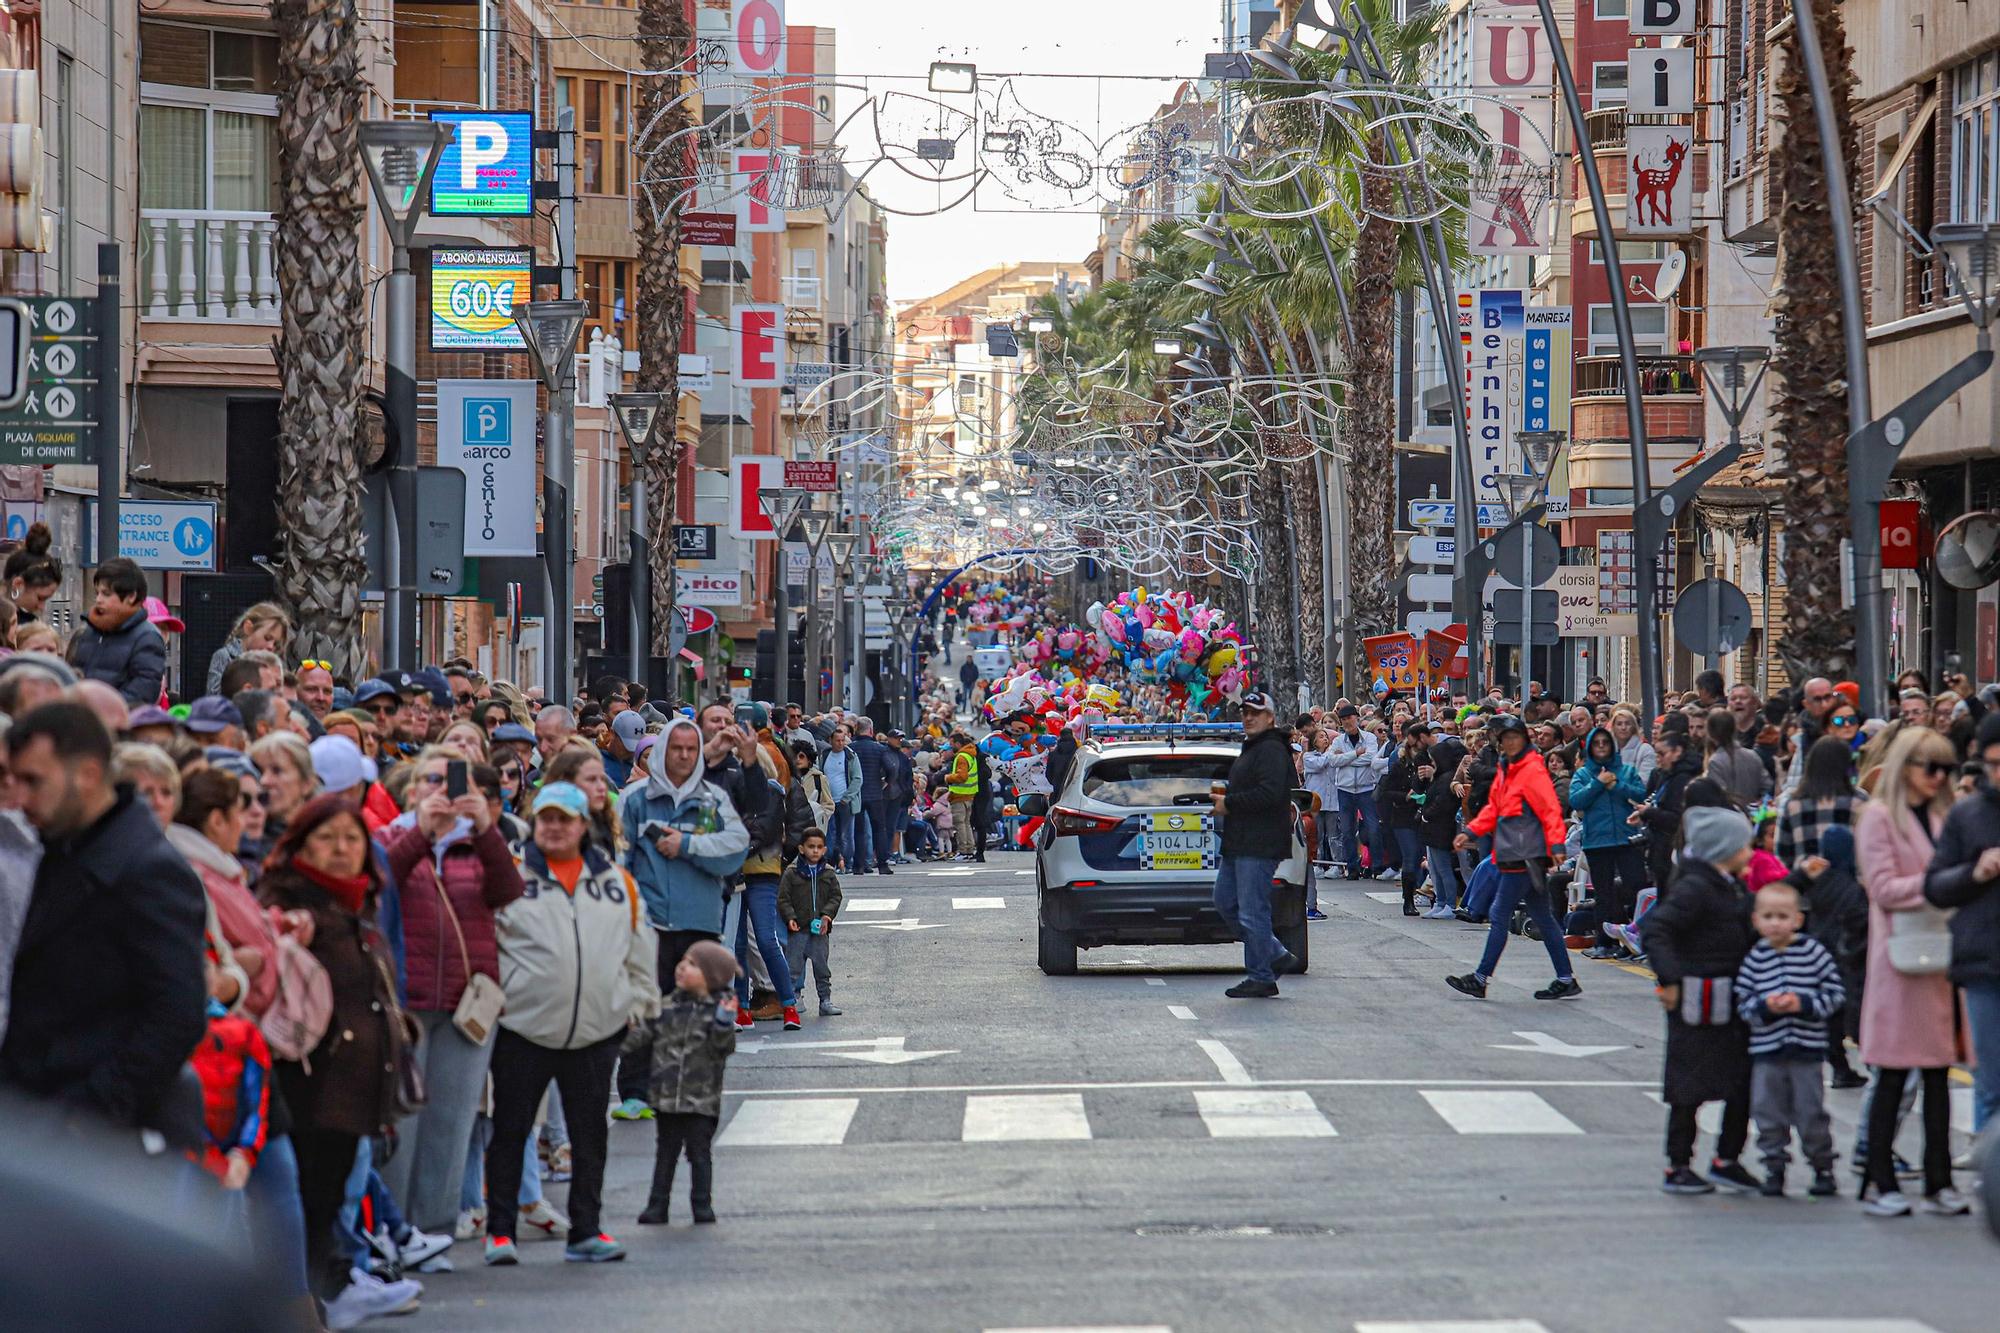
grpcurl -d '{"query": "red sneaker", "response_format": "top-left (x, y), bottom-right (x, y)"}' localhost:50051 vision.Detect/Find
top-left (782, 1006), bottom-right (802, 1030)
top-left (735, 1007), bottom-right (755, 1028)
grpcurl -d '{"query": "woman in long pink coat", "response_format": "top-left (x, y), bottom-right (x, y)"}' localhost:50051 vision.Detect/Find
top-left (1853, 727), bottom-right (1972, 1217)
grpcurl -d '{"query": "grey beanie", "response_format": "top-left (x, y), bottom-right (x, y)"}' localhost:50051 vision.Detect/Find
top-left (1681, 805), bottom-right (1752, 865)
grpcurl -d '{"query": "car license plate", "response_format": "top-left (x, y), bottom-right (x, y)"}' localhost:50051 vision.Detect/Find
top-left (1142, 813), bottom-right (1213, 870)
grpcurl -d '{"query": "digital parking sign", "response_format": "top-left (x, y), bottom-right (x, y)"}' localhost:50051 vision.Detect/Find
top-left (427, 111), bottom-right (534, 217)
top-left (429, 247), bottom-right (531, 351)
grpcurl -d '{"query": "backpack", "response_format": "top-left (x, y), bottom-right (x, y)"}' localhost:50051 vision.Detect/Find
top-left (259, 931), bottom-right (334, 1068)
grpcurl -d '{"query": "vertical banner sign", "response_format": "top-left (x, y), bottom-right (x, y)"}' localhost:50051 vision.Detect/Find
top-left (732, 304), bottom-right (785, 387)
top-left (1522, 306), bottom-right (1573, 437)
top-left (731, 0), bottom-right (787, 75)
top-left (436, 380), bottom-right (538, 556)
top-left (733, 149), bottom-right (785, 233)
top-left (1471, 289), bottom-right (1524, 509)
top-left (1625, 124), bottom-right (1695, 236)
top-left (1467, 1), bottom-right (1555, 256)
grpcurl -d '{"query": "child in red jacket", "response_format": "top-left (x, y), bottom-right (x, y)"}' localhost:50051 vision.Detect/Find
top-left (189, 962), bottom-right (272, 1190)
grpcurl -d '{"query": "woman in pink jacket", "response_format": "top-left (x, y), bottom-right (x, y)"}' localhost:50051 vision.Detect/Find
top-left (1852, 726), bottom-right (1972, 1217)
top-left (376, 745), bottom-right (526, 1234)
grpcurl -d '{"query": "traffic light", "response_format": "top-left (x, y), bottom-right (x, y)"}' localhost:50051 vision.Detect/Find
top-left (0, 69), bottom-right (46, 252)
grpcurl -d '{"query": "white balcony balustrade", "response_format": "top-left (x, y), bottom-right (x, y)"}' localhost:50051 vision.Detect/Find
top-left (140, 210), bottom-right (280, 322)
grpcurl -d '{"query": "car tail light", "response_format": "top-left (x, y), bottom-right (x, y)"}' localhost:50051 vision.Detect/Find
top-left (1049, 806), bottom-right (1123, 837)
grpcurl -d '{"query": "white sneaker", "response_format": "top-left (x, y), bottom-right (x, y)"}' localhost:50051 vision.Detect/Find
top-left (324, 1269), bottom-right (423, 1330)
top-left (520, 1197), bottom-right (570, 1238)
top-left (1862, 1190), bottom-right (1912, 1217)
top-left (1423, 904), bottom-right (1456, 919)
top-left (397, 1226), bottom-right (454, 1268)
top-left (1952, 1149), bottom-right (1974, 1171)
top-left (453, 1207), bottom-right (485, 1241)
top-left (1920, 1187), bottom-right (1971, 1215)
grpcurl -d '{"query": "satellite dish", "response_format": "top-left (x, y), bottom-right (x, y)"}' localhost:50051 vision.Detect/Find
top-left (1653, 249), bottom-right (1689, 302)
top-left (1935, 510), bottom-right (2000, 589)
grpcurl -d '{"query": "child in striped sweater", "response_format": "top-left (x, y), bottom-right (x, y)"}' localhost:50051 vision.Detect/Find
top-left (1734, 882), bottom-right (1845, 1197)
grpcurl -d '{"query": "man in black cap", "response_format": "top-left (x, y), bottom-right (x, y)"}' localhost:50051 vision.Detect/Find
top-left (1212, 691), bottom-right (1298, 999)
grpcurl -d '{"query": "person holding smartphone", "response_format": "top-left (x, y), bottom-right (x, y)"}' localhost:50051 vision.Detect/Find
top-left (377, 745), bottom-right (527, 1236)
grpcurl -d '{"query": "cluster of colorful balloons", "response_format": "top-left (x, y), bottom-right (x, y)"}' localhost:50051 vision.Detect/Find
top-left (979, 664), bottom-right (1124, 728)
top-left (1088, 588), bottom-right (1251, 713)
top-left (955, 581), bottom-right (1032, 633)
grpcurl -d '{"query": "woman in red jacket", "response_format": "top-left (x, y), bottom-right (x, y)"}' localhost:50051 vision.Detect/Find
top-left (375, 745), bottom-right (526, 1234)
top-left (1447, 715), bottom-right (1581, 1000)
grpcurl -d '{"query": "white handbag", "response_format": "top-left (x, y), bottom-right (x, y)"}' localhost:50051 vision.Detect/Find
top-left (1886, 905), bottom-right (1954, 976)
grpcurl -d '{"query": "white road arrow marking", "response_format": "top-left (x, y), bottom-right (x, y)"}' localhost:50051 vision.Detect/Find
top-left (736, 1035), bottom-right (954, 1064)
top-left (1490, 1029), bottom-right (1627, 1059)
top-left (855, 917), bottom-right (948, 931)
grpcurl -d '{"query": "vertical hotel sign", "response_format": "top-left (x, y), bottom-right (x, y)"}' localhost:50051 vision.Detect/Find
top-left (1469, 289), bottom-right (1571, 510)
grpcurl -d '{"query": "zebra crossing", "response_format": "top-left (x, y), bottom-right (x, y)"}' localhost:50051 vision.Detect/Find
top-left (985, 1322), bottom-right (1952, 1333)
top-left (711, 1083), bottom-right (1666, 1148)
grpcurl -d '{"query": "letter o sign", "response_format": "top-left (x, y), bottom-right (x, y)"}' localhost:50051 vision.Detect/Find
top-left (734, 0), bottom-right (786, 76)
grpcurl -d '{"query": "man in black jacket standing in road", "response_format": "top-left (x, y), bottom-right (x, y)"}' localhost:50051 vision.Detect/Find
top-left (1213, 691), bottom-right (1297, 999)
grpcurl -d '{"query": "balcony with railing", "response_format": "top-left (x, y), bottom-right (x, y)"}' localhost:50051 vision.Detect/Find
top-left (140, 210), bottom-right (280, 322)
top-left (1567, 353), bottom-right (1705, 489)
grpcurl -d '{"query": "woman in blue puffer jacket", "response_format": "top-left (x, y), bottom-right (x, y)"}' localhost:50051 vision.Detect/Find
top-left (1569, 725), bottom-right (1649, 960)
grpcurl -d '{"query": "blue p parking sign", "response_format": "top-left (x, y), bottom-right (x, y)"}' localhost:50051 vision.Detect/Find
top-left (464, 396), bottom-right (511, 446)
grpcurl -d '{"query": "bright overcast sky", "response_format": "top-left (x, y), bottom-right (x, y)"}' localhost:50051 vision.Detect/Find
top-left (789, 0), bottom-right (1228, 304)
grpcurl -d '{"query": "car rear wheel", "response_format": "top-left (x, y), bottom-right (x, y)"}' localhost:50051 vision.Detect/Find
top-left (1038, 921), bottom-right (1078, 975)
top-left (1278, 921), bottom-right (1309, 975)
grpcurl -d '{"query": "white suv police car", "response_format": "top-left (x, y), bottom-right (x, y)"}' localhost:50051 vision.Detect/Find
top-left (1024, 724), bottom-right (1311, 975)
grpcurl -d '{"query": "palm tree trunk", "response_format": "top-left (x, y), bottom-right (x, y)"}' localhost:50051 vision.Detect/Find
top-left (1771, 0), bottom-right (1859, 681)
top-left (1250, 459), bottom-right (1300, 708)
top-left (1285, 455), bottom-right (1327, 709)
top-left (1343, 131), bottom-right (1400, 666)
top-left (635, 0), bottom-right (693, 671)
top-left (272, 0), bottom-right (369, 675)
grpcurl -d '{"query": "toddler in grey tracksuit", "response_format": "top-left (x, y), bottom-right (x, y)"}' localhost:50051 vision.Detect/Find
top-left (780, 829), bottom-right (845, 1016)
top-left (1734, 882), bottom-right (1846, 1196)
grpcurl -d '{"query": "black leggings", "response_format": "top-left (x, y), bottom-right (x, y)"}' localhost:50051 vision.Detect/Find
top-left (649, 1112), bottom-right (718, 1209)
top-left (1866, 1066), bottom-right (1952, 1197)
top-left (1664, 1095), bottom-right (1750, 1169)
top-left (289, 1127), bottom-right (360, 1300)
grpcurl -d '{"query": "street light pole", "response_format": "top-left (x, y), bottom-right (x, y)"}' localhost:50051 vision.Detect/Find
top-left (359, 119), bottom-right (453, 669)
top-left (758, 486), bottom-right (812, 712)
top-left (512, 300), bottom-right (589, 708)
top-left (1503, 429), bottom-right (1564, 719)
top-left (1693, 346), bottom-right (1772, 677)
top-left (608, 392), bottom-right (668, 688)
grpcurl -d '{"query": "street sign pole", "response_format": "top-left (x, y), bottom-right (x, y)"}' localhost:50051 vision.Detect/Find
top-left (95, 244), bottom-right (119, 564)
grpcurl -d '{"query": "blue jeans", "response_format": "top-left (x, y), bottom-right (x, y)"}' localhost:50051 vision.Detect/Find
top-left (1427, 845), bottom-right (1463, 910)
top-left (1392, 826), bottom-right (1427, 901)
top-left (1212, 855), bottom-right (1283, 983)
top-left (246, 1132), bottom-right (310, 1295)
top-left (830, 806), bottom-right (859, 869)
top-left (1475, 861), bottom-right (1572, 982)
top-left (1965, 981), bottom-right (2000, 1134)
top-left (1334, 791), bottom-right (1378, 877)
top-left (460, 1112), bottom-right (542, 1214)
top-left (734, 874), bottom-right (798, 1008)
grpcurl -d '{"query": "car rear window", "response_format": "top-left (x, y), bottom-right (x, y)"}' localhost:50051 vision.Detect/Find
top-left (1079, 754), bottom-right (1236, 807)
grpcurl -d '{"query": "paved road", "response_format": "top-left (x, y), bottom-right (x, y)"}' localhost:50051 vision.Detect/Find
top-left (413, 857), bottom-right (1993, 1332)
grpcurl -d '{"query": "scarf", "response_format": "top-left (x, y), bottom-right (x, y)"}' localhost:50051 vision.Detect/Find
top-left (292, 855), bottom-right (370, 915)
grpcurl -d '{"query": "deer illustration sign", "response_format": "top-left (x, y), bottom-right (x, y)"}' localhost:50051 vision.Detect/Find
top-left (1626, 124), bottom-right (1694, 236)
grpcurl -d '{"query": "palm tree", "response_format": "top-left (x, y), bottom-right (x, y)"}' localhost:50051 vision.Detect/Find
top-left (634, 0), bottom-right (695, 667)
top-left (272, 0), bottom-right (369, 673)
top-left (1770, 0), bottom-right (1859, 681)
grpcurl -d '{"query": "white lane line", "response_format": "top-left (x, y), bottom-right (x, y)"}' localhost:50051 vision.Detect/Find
top-left (723, 1076), bottom-right (1655, 1098)
top-left (962, 1093), bottom-right (1093, 1142)
top-left (1144, 977), bottom-right (1167, 987)
top-left (1196, 1038), bottom-right (1253, 1086)
top-left (986, 1327), bottom-right (1173, 1333)
top-left (1420, 1089), bottom-right (1583, 1135)
top-left (1731, 1323), bottom-right (1945, 1333)
top-left (1364, 891), bottom-right (1403, 905)
top-left (953, 896), bottom-right (1006, 909)
top-left (1013, 869), bottom-right (1037, 876)
top-left (1355, 1323), bottom-right (1551, 1333)
top-left (1195, 1089), bottom-right (1336, 1138)
top-left (926, 868), bottom-right (978, 877)
top-left (1168, 1005), bottom-right (1197, 1021)
top-left (715, 1097), bottom-right (858, 1147)
top-left (843, 897), bottom-right (901, 912)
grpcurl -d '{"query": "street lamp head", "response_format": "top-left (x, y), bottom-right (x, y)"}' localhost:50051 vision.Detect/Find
top-left (359, 120), bottom-right (454, 241)
top-left (757, 485), bottom-right (812, 537)
top-left (927, 61), bottom-right (977, 94)
top-left (607, 391), bottom-right (667, 459)
top-left (1932, 221), bottom-right (2000, 330)
top-left (1515, 429), bottom-right (1566, 479)
top-left (1495, 471), bottom-right (1542, 516)
top-left (511, 300), bottom-right (589, 391)
top-left (795, 506), bottom-right (836, 550)
top-left (825, 530), bottom-right (859, 569)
